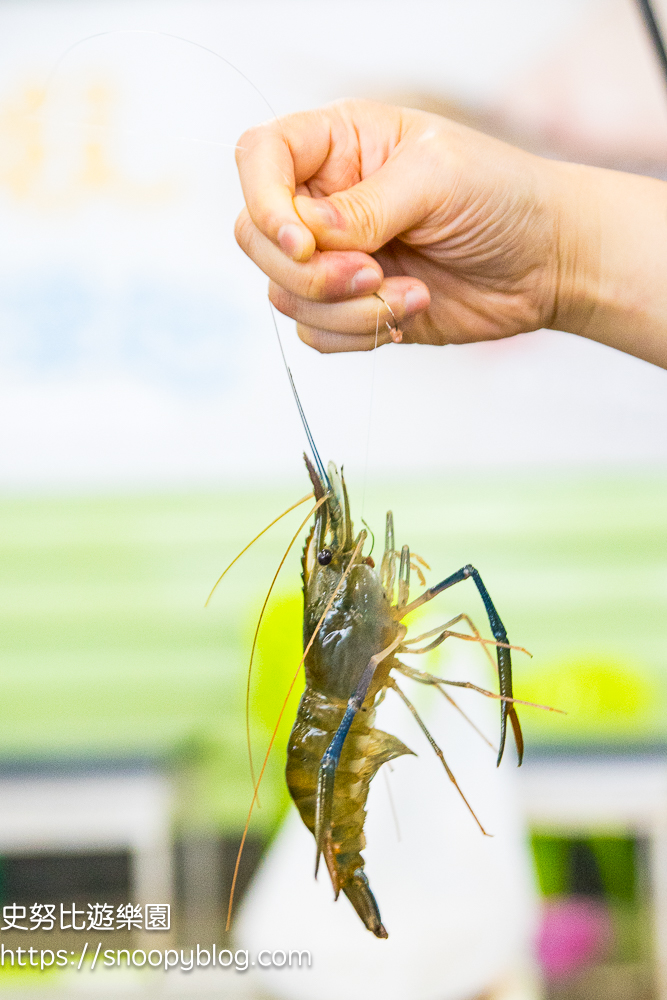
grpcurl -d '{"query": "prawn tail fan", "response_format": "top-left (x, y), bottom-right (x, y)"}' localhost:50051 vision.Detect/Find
top-left (343, 729), bottom-right (414, 939)
top-left (363, 728), bottom-right (415, 777)
top-left (343, 870), bottom-right (388, 939)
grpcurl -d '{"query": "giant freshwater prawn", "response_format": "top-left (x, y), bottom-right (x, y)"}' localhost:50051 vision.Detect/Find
top-left (212, 364), bottom-right (561, 937)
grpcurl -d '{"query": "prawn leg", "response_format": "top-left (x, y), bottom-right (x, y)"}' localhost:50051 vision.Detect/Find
top-left (395, 661), bottom-right (496, 750)
top-left (401, 613), bottom-right (531, 664)
top-left (314, 629), bottom-right (406, 876)
top-left (397, 659), bottom-right (558, 714)
top-left (396, 660), bottom-right (529, 763)
top-left (380, 512), bottom-right (398, 602)
top-left (387, 678), bottom-right (489, 836)
top-left (400, 565), bottom-right (522, 767)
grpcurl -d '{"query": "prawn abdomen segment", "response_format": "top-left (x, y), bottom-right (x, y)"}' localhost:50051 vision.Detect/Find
top-left (286, 687), bottom-right (413, 911)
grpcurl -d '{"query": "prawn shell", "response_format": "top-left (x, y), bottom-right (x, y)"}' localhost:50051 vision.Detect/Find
top-left (286, 687), bottom-right (413, 887)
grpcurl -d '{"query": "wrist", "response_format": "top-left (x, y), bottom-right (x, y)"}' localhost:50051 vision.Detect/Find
top-left (551, 161), bottom-right (667, 368)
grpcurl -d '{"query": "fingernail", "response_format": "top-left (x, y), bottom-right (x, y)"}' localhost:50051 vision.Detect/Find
top-left (350, 267), bottom-right (380, 295)
top-left (277, 223), bottom-right (305, 260)
top-left (296, 195), bottom-right (340, 228)
top-left (404, 287), bottom-right (428, 315)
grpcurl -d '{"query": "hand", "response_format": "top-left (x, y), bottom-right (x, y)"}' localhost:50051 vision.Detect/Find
top-left (235, 99), bottom-right (667, 368)
top-left (234, 99), bottom-right (579, 353)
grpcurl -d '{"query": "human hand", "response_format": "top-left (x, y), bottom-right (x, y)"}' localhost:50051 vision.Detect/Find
top-left (234, 99), bottom-right (582, 353)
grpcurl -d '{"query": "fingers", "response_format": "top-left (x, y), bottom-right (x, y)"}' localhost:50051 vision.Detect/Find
top-left (234, 101), bottom-right (443, 353)
top-left (287, 107), bottom-right (444, 253)
top-left (235, 208), bottom-right (383, 301)
top-left (285, 279), bottom-right (430, 354)
top-left (292, 140), bottom-right (434, 255)
top-left (297, 326), bottom-right (394, 354)
top-left (236, 107), bottom-right (345, 263)
top-left (270, 276), bottom-right (430, 335)
top-left (236, 102), bottom-right (432, 261)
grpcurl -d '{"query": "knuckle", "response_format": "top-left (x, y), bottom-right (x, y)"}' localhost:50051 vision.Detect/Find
top-left (297, 324), bottom-right (336, 354)
top-left (339, 188), bottom-right (385, 253)
top-left (235, 121), bottom-right (271, 157)
top-left (234, 210), bottom-right (253, 251)
top-left (300, 268), bottom-right (328, 303)
top-left (255, 206), bottom-right (282, 241)
top-left (329, 96), bottom-right (375, 121)
top-left (268, 284), bottom-right (298, 319)
top-left (234, 127), bottom-right (257, 167)
top-left (250, 199), bottom-right (294, 244)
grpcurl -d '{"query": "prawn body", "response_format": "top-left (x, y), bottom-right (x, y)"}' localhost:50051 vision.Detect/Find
top-left (287, 462), bottom-right (408, 937)
top-left (286, 457), bottom-right (524, 938)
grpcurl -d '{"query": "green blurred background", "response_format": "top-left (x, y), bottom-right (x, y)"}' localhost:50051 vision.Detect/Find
top-left (2, 473), bottom-right (665, 839)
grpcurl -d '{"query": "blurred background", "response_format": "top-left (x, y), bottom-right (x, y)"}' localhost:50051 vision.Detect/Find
top-left (1, 0), bottom-right (667, 997)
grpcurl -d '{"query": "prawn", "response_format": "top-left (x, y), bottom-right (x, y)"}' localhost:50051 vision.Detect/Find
top-left (284, 454), bottom-right (556, 938)
top-left (212, 319), bottom-right (560, 939)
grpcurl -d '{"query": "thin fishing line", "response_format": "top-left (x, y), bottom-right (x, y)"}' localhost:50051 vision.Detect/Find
top-left (269, 302), bottom-right (330, 490)
top-left (360, 299), bottom-right (380, 520)
top-left (44, 29), bottom-right (294, 192)
top-left (374, 291), bottom-right (399, 340)
top-left (48, 29), bottom-right (332, 485)
top-left (26, 112), bottom-right (245, 151)
top-left (44, 29), bottom-right (282, 123)
top-left (383, 766), bottom-right (401, 842)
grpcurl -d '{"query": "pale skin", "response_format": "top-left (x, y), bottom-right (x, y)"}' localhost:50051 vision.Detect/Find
top-left (234, 99), bottom-right (667, 369)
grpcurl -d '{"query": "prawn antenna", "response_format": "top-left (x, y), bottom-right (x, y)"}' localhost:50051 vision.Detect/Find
top-left (244, 494), bottom-right (330, 794)
top-left (269, 303), bottom-right (330, 491)
top-left (226, 533), bottom-right (365, 931)
top-left (204, 492), bottom-right (314, 607)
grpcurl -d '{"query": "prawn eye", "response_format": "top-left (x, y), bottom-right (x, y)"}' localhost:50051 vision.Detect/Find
top-left (317, 548), bottom-right (332, 566)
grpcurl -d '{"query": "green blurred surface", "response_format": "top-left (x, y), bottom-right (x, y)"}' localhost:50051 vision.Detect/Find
top-left (531, 834), bottom-right (638, 901)
top-left (1, 473), bottom-right (666, 834)
top-left (530, 833), bottom-right (650, 965)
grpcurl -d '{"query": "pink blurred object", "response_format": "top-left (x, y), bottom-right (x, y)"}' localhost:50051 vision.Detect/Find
top-left (537, 896), bottom-right (614, 981)
top-left (495, 0), bottom-right (667, 169)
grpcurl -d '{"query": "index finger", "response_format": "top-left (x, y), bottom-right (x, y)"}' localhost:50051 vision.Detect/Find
top-left (235, 109), bottom-right (335, 263)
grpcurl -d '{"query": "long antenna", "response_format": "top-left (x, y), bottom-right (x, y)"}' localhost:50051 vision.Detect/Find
top-left (636, 0), bottom-right (667, 93)
top-left (269, 303), bottom-right (330, 490)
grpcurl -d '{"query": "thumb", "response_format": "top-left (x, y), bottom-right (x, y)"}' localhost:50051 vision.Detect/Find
top-left (294, 148), bottom-right (430, 254)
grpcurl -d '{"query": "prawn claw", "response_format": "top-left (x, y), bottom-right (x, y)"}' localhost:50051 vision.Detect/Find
top-left (314, 754), bottom-right (336, 878)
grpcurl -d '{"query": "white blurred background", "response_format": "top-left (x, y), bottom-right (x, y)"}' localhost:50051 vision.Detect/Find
top-left (1, 0), bottom-right (666, 494)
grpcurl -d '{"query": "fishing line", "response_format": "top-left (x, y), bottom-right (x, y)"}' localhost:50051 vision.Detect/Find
top-left (360, 292), bottom-right (398, 522)
top-left (27, 112), bottom-right (245, 151)
top-left (45, 28), bottom-right (336, 482)
top-left (382, 766), bottom-right (402, 843)
top-left (359, 299), bottom-right (381, 521)
top-left (45, 29), bottom-right (390, 501)
top-left (44, 29), bottom-right (281, 123)
top-left (374, 291), bottom-right (399, 340)
top-left (46, 29), bottom-right (394, 845)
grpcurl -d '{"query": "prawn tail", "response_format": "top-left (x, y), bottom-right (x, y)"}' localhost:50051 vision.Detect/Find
top-left (329, 728), bottom-right (414, 941)
top-left (342, 869), bottom-right (388, 939)
top-left (286, 689), bottom-right (414, 939)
